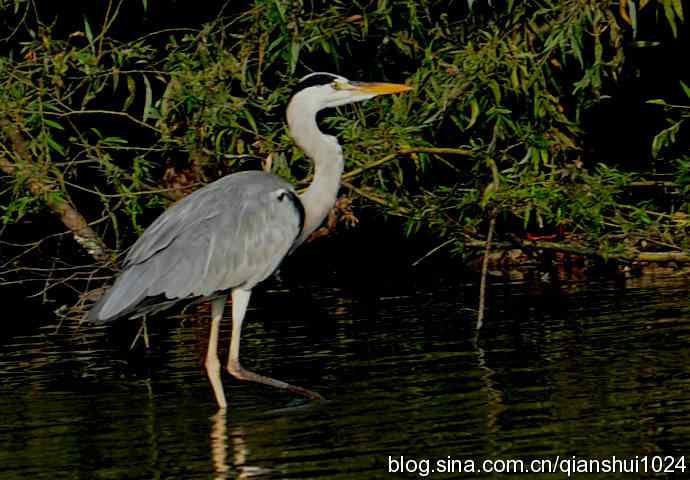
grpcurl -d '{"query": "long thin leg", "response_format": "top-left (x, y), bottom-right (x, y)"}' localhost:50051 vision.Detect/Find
top-left (227, 288), bottom-right (324, 401)
top-left (206, 295), bottom-right (228, 409)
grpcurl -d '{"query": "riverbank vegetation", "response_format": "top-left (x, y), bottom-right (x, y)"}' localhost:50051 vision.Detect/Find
top-left (1, 0), bottom-right (688, 303)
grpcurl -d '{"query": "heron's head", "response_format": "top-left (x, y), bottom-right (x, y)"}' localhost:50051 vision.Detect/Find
top-left (288, 72), bottom-right (412, 114)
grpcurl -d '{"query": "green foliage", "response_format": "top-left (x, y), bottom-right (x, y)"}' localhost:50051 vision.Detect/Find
top-left (0, 0), bottom-right (687, 269)
top-left (648, 81), bottom-right (689, 157)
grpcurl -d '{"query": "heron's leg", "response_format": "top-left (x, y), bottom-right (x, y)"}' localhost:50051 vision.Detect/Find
top-left (227, 288), bottom-right (324, 401)
top-left (206, 295), bottom-right (228, 409)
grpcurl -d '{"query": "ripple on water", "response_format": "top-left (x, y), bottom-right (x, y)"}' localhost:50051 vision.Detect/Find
top-left (1, 276), bottom-right (690, 479)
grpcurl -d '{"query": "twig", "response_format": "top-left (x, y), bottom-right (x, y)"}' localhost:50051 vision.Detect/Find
top-left (143, 318), bottom-right (150, 349)
top-left (63, 179), bottom-right (196, 200)
top-left (342, 147), bottom-right (473, 181)
top-left (619, 203), bottom-right (684, 220)
top-left (341, 180), bottom-right (410, 216)
top-left (636, 251), bottom-right (690, 262)
top-left (628, 180), bottom-right (677, 188)
top-left (477, 155), bottom-right (500, 330)
top-left (477, 216), bottom-right (496, 331)
top-left (411, 238), bottom-right (455, 266)
top-left (130, 317), bottom-right (150, 350)
top-left (1, 0), bottom-right (31, 42)
top-left (52, 110), bottom-right (163, 134)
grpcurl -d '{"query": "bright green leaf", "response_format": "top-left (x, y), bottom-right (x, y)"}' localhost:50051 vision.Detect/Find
top-left (47, 137), bottom-right (65, 156)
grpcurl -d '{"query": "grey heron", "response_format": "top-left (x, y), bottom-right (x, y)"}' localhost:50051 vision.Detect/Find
top-left (88, 72), bottom-right (412, 408)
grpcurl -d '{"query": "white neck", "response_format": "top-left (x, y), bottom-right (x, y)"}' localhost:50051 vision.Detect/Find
top-left (287, 99), bottom-right (344, 247)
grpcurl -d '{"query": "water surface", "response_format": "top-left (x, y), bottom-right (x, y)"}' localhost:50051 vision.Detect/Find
top-left (2, 271), bottom-right (690, 479)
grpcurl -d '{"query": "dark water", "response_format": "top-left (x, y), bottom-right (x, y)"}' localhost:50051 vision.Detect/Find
top-left (2, 272), bottom-right (690, 479)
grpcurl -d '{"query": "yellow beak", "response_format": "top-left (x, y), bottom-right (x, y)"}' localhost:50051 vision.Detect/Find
top-left (350, 82), bottom-right (413, 95)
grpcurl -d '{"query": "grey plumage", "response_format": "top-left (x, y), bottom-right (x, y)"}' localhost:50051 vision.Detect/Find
top-left (88, 171), bottom-right (303, 323)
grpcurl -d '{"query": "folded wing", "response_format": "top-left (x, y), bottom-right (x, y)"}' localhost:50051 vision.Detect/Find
top-left (89, 171), bottom-right (303, 322)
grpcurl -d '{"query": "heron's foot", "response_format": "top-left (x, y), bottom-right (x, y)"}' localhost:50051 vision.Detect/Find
top-left (228, 362), bottom-right (324, 401)
top-left (285, 383), bottom-right (325, 401)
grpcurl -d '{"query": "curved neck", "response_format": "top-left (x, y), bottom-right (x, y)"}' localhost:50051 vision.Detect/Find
top-left (287, 102), bottom-right (344, 247)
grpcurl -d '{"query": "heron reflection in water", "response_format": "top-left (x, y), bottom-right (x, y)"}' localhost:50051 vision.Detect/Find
top-left (88, 72), bottom-right (412, 408)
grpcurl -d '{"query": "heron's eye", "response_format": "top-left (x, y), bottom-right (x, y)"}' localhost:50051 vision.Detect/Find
top-left (332, 80), bottom-right (349, 91)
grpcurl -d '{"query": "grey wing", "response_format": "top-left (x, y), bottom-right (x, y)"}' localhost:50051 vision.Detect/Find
top-left (90, 171), bottom-right (303, 322)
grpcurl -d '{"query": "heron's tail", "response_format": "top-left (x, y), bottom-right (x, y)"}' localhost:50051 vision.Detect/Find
top-left (86, 267), bottom-right (150, 323)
